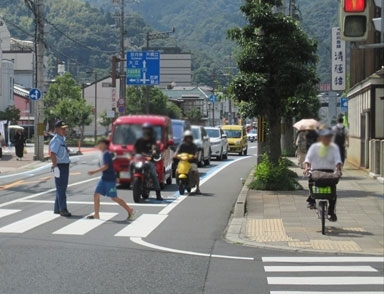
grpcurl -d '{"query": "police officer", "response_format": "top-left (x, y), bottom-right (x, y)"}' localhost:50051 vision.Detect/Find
top-left (50, 121), bottom-right (71, 217)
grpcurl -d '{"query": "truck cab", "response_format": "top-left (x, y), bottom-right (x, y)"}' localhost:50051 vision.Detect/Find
top-left (109, 115), bottom-right (174, 187)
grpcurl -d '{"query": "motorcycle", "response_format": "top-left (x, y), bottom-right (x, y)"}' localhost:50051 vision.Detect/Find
top-left (176, 153), bottom-right (196, 195)
top-left (131, 153), bottom-right (161, 203)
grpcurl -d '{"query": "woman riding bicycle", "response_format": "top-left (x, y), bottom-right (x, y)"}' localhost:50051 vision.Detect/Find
top-left (304, 127), bottom-right (342, 222)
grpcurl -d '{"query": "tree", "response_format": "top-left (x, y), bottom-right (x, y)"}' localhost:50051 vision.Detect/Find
top-left (99, 110), bottom-right (115, 136)
top-left (126, 86), bottom-right (182, 118)
top-left (45, 72), bottom-right (93, 140)
top-left (228, 0), bottom-right (318, 164)
top-left (186, 108), bottom-right (202, 125)
top-left (0, 106), bottom-right (20, 124)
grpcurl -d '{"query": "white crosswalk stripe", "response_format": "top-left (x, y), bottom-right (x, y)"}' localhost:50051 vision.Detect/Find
top-left (53, 212), bottom-right (118, 235)
top-left (263, 256), bottom-right (384, 294)
top-left (0, 209), bottom-right (20, 219)
top-left (0, 211), bottom-right (60, 233)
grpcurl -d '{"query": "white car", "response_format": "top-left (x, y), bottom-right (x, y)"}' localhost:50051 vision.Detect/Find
top-left (192, 125), bottom-right (211, 166)
top-left (205, 127), bottom-right (229, 161)
top-left (247, 129), bottom-right (257, 142)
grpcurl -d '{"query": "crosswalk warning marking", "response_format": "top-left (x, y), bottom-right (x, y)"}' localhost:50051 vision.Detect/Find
top-left (270, 291), bottom-right (384, 294)
top-left (0, 209), bottom-right (21, 219)
top-left (0, 211), bottom-right (60, 233)
top-left (53, 212), bottom-right (118, 235)
top-left (262, 256), bottom-right (384, 263)
top-left (267, 276), bottom-right (384, 285)
top-left (115, 214), bottom-right (168, 238)
top-left (264, 265), bottom-right (377, 272)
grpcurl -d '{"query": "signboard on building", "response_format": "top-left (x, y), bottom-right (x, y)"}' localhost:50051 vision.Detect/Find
top-left (126, 51), bottom-right (160, 85)
top-left (111, 87), bottom-right (117, 109)
top-left (331, 27), bottom-right (346, 91)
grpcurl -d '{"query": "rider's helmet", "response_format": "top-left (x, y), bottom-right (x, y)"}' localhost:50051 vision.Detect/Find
top-left (142, 123), bottom-right (154, 138)
top-left (183, 130), bottom-right (193, 141)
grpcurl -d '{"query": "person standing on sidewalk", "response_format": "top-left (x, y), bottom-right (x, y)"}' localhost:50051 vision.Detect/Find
top-left (332, 116), bottom-right (349, 164)
top-left (87, 139), bottom-right (135, 220)
top-left (304, 127), bottom-right (342, 222)
top-left (0, 132), bottom-right (5, 160)
top-left (14, 129), bottom-right (26, 160)
top-left (50, 121), bottom-right (71, 217)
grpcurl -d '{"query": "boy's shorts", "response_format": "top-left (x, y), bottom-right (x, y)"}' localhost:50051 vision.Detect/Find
top-left (95, 179), bottom-right (117, 198)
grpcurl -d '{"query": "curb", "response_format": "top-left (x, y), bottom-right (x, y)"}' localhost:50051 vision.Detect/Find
top-left (224, 170), bottom-right (383, 256)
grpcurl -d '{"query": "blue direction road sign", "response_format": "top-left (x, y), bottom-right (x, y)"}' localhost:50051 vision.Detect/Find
top-left (126, 51), bottom-right (160, 85)
top-left (340, 97), bottom-right (348, 112)
top-left (209, 94), bottom-right (217, 103)
top-left (29, 88), bottom-right (42, 101)
top-left (118, 105), bottom-right (125, 113)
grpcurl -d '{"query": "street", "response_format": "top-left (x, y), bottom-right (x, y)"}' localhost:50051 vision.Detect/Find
top-left (0, 143), bottom-right (383, 294)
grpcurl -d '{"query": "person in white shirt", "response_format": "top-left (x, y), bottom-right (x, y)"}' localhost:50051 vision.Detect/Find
top-left (304, 127), bottom-right (342, 222)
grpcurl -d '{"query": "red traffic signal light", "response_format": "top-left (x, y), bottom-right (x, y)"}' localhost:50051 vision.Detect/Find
top-left (344, 0), bottom-right (366, 12)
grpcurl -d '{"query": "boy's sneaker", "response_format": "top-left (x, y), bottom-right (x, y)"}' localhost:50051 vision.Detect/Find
top-left (127, 210), bottom-right (136, 221)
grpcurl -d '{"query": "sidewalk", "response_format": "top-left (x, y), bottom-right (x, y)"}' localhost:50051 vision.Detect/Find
top-left (0, 144), bottom-right (97, 175)
top-left (226, 158), bottom-right (384, 255)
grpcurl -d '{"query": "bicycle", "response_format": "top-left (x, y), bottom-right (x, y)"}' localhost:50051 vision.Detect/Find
top-left (308, 170), bottom-right (340, 235)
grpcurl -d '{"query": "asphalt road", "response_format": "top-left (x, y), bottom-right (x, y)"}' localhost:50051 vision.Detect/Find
top-left (0, 142), bottom-right (383, 294)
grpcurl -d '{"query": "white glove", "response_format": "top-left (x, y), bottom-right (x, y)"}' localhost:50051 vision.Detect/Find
top-left (53, 167), bottom-right (60, 178)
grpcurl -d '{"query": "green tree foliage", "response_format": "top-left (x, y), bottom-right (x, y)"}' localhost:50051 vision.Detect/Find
top-left (228, 0), bottom-right (318, 164)
top-left (126, 87), bottom-right (182, 119)
top-left (44, 73), bottom-right (93, 140)
top-left (185, 109), bottom-right (202, 125)
top-left (0, 106), bottom-right (21, 124)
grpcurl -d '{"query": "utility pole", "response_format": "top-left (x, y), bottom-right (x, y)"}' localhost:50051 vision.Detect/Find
top-left (119, 0), bottom-right (126, 116)
top-left (228, 55), bottom-right (233, 125)
top-left (34, 0), bottom-right (45, 160)
top-left (94, 72), bottom-right (98, 143)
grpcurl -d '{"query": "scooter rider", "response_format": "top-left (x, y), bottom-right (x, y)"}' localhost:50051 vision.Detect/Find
top-left (134, 123), bottom-right (163, 201)
top-left (174, 130), bottom-right (201, 195)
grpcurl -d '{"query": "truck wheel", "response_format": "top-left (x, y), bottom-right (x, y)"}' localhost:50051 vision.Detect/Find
top-left (244, 148), bottom-right (248, 156)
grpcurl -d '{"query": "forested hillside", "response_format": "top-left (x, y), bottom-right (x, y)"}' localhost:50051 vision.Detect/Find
top-left (0, 0), bottom-right (339, 84)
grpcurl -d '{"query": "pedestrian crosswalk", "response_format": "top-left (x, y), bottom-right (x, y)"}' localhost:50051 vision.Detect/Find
top-left (0, 208), bottom-right (165, 238)
top-left (263, 256), bottom-right (384, 294)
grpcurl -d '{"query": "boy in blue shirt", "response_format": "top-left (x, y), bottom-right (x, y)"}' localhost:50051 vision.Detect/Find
top-left (87, 139), bottom-right (135, 221)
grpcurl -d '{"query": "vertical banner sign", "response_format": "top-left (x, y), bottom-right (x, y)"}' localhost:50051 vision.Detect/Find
top-left (111, 88), bottom-right (117, 109)
top-left (331, 27), bottom-right (346, 91)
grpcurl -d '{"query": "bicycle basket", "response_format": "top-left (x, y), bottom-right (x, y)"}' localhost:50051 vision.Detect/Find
top-left (310, 171), bottom-right (339, 187)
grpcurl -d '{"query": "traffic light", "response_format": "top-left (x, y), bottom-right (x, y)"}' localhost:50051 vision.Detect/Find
top-left (339, 0), bottom-right (370, 41)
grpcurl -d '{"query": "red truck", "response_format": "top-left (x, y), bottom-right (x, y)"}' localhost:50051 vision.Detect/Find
top-left (109, 115), bottom-right (174, 187)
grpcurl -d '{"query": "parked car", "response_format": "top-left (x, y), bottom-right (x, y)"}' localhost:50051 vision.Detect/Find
top-left (191, 125), bottom-right (211, 167)
top-left (109, 115), bottom-right (174, 188)
top-left (205, 127), bottom-right (228, 160)
top-left (221, 125), bottom-right (248, 156)
top-left (247, 129), bottom-right (257, 142)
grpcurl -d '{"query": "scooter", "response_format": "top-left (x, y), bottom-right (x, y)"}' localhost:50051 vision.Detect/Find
top-left (176, 153), bottom-right (196, 195)
top-left (131, 153), bottom-right (161, 203)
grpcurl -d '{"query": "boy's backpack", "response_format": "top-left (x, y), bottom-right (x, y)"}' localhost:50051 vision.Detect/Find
top-left (334, 126), bottom-right (346, 147)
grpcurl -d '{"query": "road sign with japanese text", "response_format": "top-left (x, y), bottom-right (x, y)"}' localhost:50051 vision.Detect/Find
top-left (126, 51), bottom-right (160, 85)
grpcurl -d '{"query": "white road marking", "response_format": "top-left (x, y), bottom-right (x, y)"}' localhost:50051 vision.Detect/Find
top-left (115, 214), bottom-right (168, 238)
top-left (0, 211), bottom-right (59, 233)
top-left (0, 177), bottom-right (99, 208)
top-left (17, 199), bottom-right (167, 207)
top-left (264, 266), bottom-right (378, 272)
top-left (262, 257), bottom-right (384, 263)
top-left (0, 209), bottom-right (20, 218)
top-left (53, 212), bottom-right (118, 235)
top-left (267, 276), bottom-right (384, 285)
top-left (130, 237), bottom-right (254, 260)
top-left (271, 292), bottom-right (384, 294)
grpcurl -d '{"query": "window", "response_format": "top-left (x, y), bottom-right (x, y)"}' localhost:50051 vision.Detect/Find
top-left (206, 129), bottom-right (220, 138)
top-left (224, 130), bottom-right (242, 138)
top-left (112, 124), bottom-right (162, 145)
